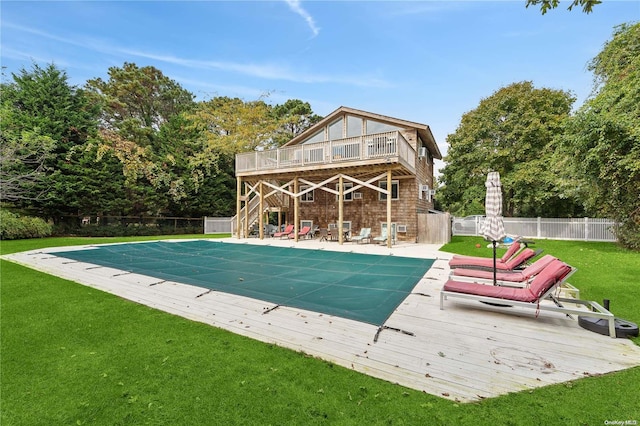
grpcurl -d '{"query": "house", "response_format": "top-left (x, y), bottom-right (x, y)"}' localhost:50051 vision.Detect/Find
top-left (234, 106), bottom-right (444, 246)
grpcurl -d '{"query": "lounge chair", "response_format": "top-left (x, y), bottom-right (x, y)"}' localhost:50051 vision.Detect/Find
top-left (289, 226), bottom-right (312, 239)
top-left (273, 224), bottom-right (294, 239)
top-left (440, 259), bottom-right (617, 337)
top-left (373, 224), bottom-right (396, 245)
top-left (351, 228), bottom-right (371, 244)
top-left (450, 241), bottom-right (522, 265)
top-left (448, 247), bottom-right (539, 271)
top-left (450, 254), bottom-right (580, 298)
top-left (451, 254), bottom-right (556, 286)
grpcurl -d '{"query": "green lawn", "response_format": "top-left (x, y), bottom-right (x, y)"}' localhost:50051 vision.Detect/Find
top-left (2, 236), bottom-right (639, 425)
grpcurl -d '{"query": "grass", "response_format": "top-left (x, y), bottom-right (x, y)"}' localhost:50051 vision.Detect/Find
top-left (2, 235), bottom-right (639, 425)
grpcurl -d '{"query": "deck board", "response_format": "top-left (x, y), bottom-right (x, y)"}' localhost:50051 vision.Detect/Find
top-left (4, 237), bottom-right (639, 402)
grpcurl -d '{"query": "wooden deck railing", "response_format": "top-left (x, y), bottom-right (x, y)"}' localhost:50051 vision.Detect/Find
top-left (236, 131), bottom-right (416, 174)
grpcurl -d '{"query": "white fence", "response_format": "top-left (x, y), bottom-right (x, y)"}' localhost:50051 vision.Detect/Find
top-left (204, 217), bottom-right (233, 234)
top-left (452, 216), bottom-right (617, 242)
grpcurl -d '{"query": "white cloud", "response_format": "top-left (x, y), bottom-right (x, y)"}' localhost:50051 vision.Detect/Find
top-left (284, 0), bottom-right (320, 37)
top-left (119, 48), bottom-right (392, 88)
top-left (3, 22), bottom-right (390, 89)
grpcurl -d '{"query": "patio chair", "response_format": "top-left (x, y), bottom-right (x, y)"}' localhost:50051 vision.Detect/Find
top-left (351, 228), bottom-right (371, 244)
top-left (289, 226), bottom-right (312, 239)
top-left (450, 241), bottom-right (522, 265)
top-left (373, 224), bottom-right (396, 245)
top-left (450, 254), bottom-right (580, 298)
top-left (440, 259), bottom-right (617, 337)
top-left (451, 254), bottom-right (556, 286)
top-left (318, 228), bottom-right (328, 242)
top-left (265, 224), bottom-right (278, 237)
top-left (448, 247), bottom-right (540, 271)
top-left (273, 224), bottom-right (294, 239)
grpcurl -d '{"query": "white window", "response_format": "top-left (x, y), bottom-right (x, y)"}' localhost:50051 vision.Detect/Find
top-left (336, 182), bottom-right (353, 201)
top-left (378, 180), bottom-right (399, 201)
top-left (302, 129), bottom-right (325, 144)
top-left (300, 185), bottom-right (314, 202)
top-left (329, 118), bottom-right (343, 141)
top-left (346, 115), bottom-right (362, 137)
top-left (366, 120), bottom-right (402, 135)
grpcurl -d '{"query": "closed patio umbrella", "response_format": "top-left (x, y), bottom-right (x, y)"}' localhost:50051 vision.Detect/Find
top-left (480, 171), bottom-right (506, 285)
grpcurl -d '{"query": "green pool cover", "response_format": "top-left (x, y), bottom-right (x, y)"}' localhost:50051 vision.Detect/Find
top-left (51, 240), bottom-right (435, 326)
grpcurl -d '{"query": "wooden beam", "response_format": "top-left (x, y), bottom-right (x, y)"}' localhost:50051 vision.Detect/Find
top-left (338, 175), bottom-right (344, 245)
top-left (259, 181), bottom-right (264, 239)
top-left (244, 182), bottom-right (249, 239)
top-left (261, 179), bottom-right (297, 198)
top-left (236, 176), bottom-right (242, 239)
top-left (387, 169), bottom-right (392, 249)
top-left (294, 178), bottom-right (299, 242)
top-left (341, 172), bottom-right (389, 194)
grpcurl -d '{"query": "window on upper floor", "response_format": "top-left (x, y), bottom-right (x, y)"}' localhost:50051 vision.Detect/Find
top-left (366, 120), bottom-right (402, 135)
top-left (346, 115), bottom-right (362, 137)
top-left (329, 118), bottom-right (343, 141)
top-left (378, 180), bottom-right (399, 201)
top-left (302, 129), bottom-right (325, 144)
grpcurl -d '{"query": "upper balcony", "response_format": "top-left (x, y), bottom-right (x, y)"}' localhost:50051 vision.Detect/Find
top-left (236, 131), bottom-right (417, 177)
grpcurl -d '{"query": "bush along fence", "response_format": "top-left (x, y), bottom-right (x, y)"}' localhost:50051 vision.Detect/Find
top-left (0, 210), bottom-right (53, 240)
top-left (53, 215), bottom-right (204, 237)
top-left (452, 216), bottom-right (617, 242)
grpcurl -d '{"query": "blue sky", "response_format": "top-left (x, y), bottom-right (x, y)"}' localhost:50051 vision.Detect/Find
top-left (2, 1), bottom-right (638, 172)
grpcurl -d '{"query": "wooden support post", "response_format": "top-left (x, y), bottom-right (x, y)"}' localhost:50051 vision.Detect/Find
top-left (338, 175), bottom-right (344, 244)
top-left (294, 178), bottom-right (299, 242)
top-left (236, 176), bottom-right (242, 239)
top-left (387, 169), bottom-right (392, 249)
top-left (259, 181), bottom-right (264, 239)
top-left (244, 182), bottom-right (249, 240)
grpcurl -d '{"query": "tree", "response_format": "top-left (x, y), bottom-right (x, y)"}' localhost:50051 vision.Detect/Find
top-left (272, 99), bottom-right (322, 146)
top-left (0, 109), bottom-right (55, 202)
top-left (1, 64), bottom-right (98, 155)
top-left (87, 63), bottom-right (198, 215)
top-left (86, 62), bottom-right (194, 146)
top-left (0, 63), bottom-right (101, 218)
top-left (437, 81), bottom-right (580, 217)
top-left (525, 0), bottom-right (601, 14)
top-left (558, 23), bottom-right (640, 249)
top-left (189, 96), bottom-right (280, 156)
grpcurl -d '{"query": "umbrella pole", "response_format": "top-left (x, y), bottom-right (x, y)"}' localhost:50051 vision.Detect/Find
top-left (493, 240), bottom-right (497, 285)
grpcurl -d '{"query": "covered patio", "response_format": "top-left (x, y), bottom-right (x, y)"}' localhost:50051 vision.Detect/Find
top-left (5, 238), bottom-right (640, 402)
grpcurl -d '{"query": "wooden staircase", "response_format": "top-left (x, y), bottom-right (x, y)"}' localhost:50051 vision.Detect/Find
top-left (232, 182), bottom-right (289, 237)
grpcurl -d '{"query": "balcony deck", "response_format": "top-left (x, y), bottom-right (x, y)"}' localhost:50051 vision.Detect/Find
top-left (236, 131), bottom-right (416, 178)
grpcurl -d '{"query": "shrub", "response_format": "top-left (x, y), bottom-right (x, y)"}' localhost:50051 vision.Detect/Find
top-left (0, 209), bottom-right (53, 240)
top-left (51, 223), bottom-right (203, 237)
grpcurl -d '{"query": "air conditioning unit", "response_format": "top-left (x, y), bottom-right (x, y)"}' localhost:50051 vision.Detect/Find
top-left (420, 184), bottom-right (430, 192)
top-left (353, 192), bottom-right (363, 199)
top-left (418, 147), bottom-right (427, 158)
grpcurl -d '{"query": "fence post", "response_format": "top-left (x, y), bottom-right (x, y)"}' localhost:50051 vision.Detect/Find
top-left (585, 217), bottom-right (589, 241)
top-left (537, 217), bottom-right (542, 238)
